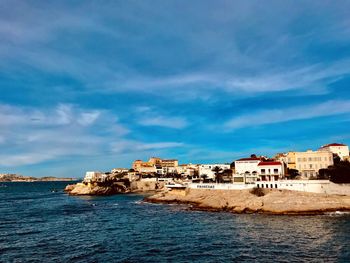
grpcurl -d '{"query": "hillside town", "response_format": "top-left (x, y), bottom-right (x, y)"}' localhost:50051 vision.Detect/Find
top-left (78, 143), bottom-right (350, 195)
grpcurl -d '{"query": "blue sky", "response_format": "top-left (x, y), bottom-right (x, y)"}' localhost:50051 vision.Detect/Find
top-left (1, 0), bottom-right (350, 177)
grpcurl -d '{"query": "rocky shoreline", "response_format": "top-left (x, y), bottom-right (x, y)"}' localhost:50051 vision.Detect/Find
top-left (65, 180), bottom-right (165, 195)
top-left (144, 188), bottom-right (350, 215)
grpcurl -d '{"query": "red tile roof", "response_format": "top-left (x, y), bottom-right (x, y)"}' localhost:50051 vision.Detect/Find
top-left (236, 157), bottom-right (262, 161)
top-left (257, 161), bottom-right (282, 166)
top-left (321, 143), bottom-right (347, 147)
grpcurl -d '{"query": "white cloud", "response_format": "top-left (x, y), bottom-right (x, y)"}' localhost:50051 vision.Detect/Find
top-left (139, 116), bottom-right (188, 129)
top-left (0, 104), bottom-right (121, 166)
top-left (110, 140), bottom-right (184, 154)
top-left (78, 111), bottom-right (101, 126)
top-left (136, 142), bottom-right (184, 150)
top-left (225, 100), bottom-right (350, 130)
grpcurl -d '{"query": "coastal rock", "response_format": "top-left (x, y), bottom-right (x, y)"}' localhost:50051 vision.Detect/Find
top-left (65, 179), bottom-right (166, 196)
top-left (145, 188), bottom-right (350, 215)
top-left (65, 182), bottom-right (129, 196)
top-left (130, 180), bottom-right (165, 192)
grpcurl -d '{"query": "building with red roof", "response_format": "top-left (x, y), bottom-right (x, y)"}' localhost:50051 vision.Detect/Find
top-left (319, 143), bottom-right (349, 160)
top-left (234, 157), bottom-right (285, 182)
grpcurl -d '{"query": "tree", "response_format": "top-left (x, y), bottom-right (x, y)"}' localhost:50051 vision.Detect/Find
top-left (212, 166), bottom-right (223, 183)
top-left (250, 154), bottom-right (257, 158)
top-left (201, 174), bottom-right (208, 182)
top-left (287, 168), bottom-right (299, 179)
top-left (333, 153), bottom-right (341, 165)
top-left (327, 160), bottom-right (350, 183)
top-left (222, 169), bottom-right (233, 183)
top-left (317, 169), bottom-right (330, 180)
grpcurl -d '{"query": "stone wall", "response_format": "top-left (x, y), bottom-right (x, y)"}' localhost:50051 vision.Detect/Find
top-left (188, 180), bottom-right (350, 195)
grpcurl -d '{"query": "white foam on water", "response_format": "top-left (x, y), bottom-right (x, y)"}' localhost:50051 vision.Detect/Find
top-left (326, 211), bottom-right (350, 216)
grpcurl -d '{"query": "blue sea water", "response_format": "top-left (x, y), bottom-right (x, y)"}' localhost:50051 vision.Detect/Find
top-left (0, 182), bottom-right (349, 262)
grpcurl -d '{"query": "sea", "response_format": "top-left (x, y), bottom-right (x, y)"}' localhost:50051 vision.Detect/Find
top-left (0, 181), bottom-right (349, 263)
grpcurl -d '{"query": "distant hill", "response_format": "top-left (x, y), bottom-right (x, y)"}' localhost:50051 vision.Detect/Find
top-left (0, 174), bottom-right (75, 182)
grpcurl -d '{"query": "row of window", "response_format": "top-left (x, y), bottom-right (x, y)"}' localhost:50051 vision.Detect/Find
top-left (297, 157), bottom-right (332, 162)
top-left (298, 163), bottom-right (328, 170)
top-left (256, 184), bottom-right (278, 189)
top-left (261, 168), bottom-right (279, 174)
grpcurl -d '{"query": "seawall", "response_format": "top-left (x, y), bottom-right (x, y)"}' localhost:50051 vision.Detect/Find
top-left (188, 180), bottom-right (350, 195)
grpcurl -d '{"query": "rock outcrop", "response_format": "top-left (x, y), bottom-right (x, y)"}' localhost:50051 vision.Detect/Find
top-left (145, 188), bottom-right (350, 215)
top-left (65, 182), bottom-right (129, 195)
top-left (65, 180), bottom-right (165, 196)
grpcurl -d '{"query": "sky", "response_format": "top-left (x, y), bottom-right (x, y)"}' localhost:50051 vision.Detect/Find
top-left (1, 0), bottom-right (350, 177)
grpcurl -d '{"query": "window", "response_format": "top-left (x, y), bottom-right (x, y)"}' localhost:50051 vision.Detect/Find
top-left (275, 184), bottom-right (278, 188)
top-left (309, 164), bottom-right (313, 169)
top-left (261, 169), bottom-right (266, 174)
top-left (273, 169), bottom-right (278, 174)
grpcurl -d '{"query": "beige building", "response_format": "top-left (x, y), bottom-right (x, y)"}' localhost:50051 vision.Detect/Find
top-left (132, 158), bottom-right (179, 174)
top-left (161, 159), bottom-right (179, 167)
top-left (148, 157), bottom-right (162, 165)
top-left (132, 159), bottom-right (155, 173)
top-left (286, 150), bottom-right (333, 178)
top-left (319, 143), bottom-right (349, 160)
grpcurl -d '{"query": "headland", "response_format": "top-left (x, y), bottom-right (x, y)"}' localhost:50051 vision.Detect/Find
top-left (0, 174), bottom-right (75, 182)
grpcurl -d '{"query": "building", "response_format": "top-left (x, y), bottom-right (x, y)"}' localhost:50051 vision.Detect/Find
top-left (111, 168), bottom-right (129, 174)
top-left (235, 157), bottom-right (262, 175)
top-left (319, 143), bottom-right (349, 160)
top-left (138, 165), bottom-right (157, 174)
top-left (132, 159), bottom-right (156, 173)
top-left (286, 150), bottom-right (333, 178)
top-left (83, 171), bottom-right (107, 183)
top-left (161, 159), bottom-right (179, 167)
top-left (180, 164), bottom-right (199, 177)
top-left (257, 161), bottom-right (284, 181)
top-left (132, 158), bottom-right (179, 175)
top-left (160, 159), bottom-right (179, 174)
top-left (149, 157), bottom-right (162, 165)
top-left (198, 164), bottom-right (230, 180)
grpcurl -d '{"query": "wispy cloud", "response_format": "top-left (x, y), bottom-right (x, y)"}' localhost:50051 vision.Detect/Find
top-left (138, 116), bottom-right (188, 129)
top-left (110, 140), bottom-right (184, 154)
top-left (135, 106), bottom-right (188, 129)
top-left (0, 104), bottom-right (124, 166)
top-left (225, 100), bottom-right (350, 130)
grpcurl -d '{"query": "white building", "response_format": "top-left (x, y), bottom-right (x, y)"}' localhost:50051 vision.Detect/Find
top-left (198, 164), bottom-right (230, 180)
top-left (257, 161), bottom-right (284, 181)
top-left (83, 171), bottom-right (107, 183)
top-left (235, 157), bottom-right (262, 175)
top-left (138, 166), bottom-right (157, 174)
top-left (319, 143), bottom-right (349, 160)
top-left (111, 168), bottom-right (129, 174)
